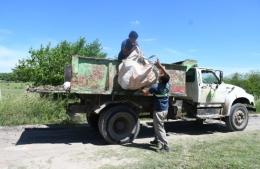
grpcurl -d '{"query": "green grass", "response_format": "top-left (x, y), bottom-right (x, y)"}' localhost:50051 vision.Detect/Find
top-left (101, 131), bottom-right (260, 169)
top-left (0, 82), bottom-right (70, 126)
top-left (0, 93), bottom-right (69, 125)
top-left (0, 81), bottom-right (30, 89)
top-left (256, 99), bottom-right (260, 113)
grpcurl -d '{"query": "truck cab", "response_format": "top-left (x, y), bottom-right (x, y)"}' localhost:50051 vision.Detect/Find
top-left (182, 67), bottom-right (255, 131)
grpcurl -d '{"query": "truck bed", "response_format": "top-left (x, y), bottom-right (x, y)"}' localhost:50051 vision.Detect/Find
top-left (28, 56), bottom-right (187, 97)
top-left (70, 56), bottom-right (187, 97)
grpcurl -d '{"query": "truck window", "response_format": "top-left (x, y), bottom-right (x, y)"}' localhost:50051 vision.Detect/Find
top-left (186, 68), bottom-right (195, 82)
top-left (202, 70), bottom-right (219, 84)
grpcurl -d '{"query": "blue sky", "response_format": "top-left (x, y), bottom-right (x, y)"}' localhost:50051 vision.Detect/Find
top-left (0, 0), bottom-right (259, 75)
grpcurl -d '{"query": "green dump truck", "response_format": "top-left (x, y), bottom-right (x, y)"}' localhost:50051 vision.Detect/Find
top-left (31, 55), bottom-right (256, 144)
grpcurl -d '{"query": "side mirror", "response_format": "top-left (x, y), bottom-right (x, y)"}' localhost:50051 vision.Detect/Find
top-left (219, 71), bottom-right (223, 84)
top-left (214, 70), bottom-right (223, 84)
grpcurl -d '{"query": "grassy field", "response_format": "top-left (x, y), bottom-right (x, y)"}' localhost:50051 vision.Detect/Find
top-left (0, 82), bottom-right (259, 126)
top-left (101, 131), bottom-right (260, 169)
top-left (256, 99), bottom-right (260, 113)
top-left (0, 82), bottom-right (70, 125)
top-left (1, 82), bottom-right (260, 168)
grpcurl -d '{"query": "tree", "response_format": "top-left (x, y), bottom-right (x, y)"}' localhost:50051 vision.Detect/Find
top-left (224, 71), bottom-right (260, 98)
top-left (13, 37), bottom-right (106, 85)
top-left (245, 71), bottom-right (260, 97)
top-left (224, 73), bottom-right (245, 88)
top-left (0, 73), bottom-right (16, 81)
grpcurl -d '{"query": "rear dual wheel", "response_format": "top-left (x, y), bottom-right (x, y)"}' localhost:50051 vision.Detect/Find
top-left (98, 105), bottom-right (140, 144)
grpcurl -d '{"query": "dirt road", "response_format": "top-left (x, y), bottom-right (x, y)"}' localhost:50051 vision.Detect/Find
top-left (1, 114), bottom-right (260, 169)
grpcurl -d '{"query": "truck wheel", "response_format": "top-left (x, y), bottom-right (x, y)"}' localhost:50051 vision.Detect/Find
top-left (98, 105), bottom-right (140, 144)
top-left (87, 113), bottom-right (99, 129)
top-left (194, 118), bottom-right (205, 126)
top-left (225, 103), bottom-right (249, 131)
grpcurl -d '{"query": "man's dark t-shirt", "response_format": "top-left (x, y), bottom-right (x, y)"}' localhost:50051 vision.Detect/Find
top-left (149, 83), bottom-right (170, 111)
top-left (118, 39), bottom-right (136, 61)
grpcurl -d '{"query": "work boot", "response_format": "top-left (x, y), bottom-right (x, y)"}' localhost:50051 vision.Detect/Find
top-left (157, 144), bottom-right (170, 153)
top-left (150, 139), bottom-right (159, 147)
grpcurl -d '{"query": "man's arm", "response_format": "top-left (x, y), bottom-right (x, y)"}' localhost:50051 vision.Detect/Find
top-left (141, 84), bottom-right (157, 96)
top-left (122, 45), bottom-right (137, 56)
top-left (155, 59), bottom-right (169, 77)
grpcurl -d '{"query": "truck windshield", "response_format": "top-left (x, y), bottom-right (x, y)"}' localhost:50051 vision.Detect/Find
top-left (201, 70), bottom-right (219, 84)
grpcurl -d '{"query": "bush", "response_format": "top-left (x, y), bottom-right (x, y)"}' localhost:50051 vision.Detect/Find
top-left (12, 37), bottom-right (106, 85)
top-left (256, 99), bottom-right (260, 113)
top-left (224, 71), bottom-right (260, 97)
top-left (0, 93), bottom-right (69, 126)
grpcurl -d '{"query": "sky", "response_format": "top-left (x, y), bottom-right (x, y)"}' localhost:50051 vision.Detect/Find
top-left (0, 0), bottom-right (260, 75)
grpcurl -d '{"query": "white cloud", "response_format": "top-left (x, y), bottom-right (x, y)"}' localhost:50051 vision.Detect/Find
top-left (165, 48), bottom-right (184, 56)
top-left (0, 29), bottom-right (13, 35)
top-left (141, 38), bottom-right (156, 42)
top-left (0, 29), bottom-right (13, 42)
top-left (201, 65), bottom-right (260, 76)
top-left (130, 20), bottom-right (140, 26)
top-left (102, 46), bottom-right (112, 51)
top-left (162, 48), bottom-right (198, 63)
top-left (0, 46), bottom-right (28, 72)
top-left (0, 46), bottom-right (25, 59)
top-left (188, 48), bottom-right (199, 53)
top-left (164, 48), bottom-right (200, 58)
top-left (0, 60), bottom-right (18, 72)
top-left (28, 37), bottom-right (59, 49)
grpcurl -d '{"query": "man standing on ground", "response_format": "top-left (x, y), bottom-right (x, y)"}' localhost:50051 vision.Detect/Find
top-left (118, 31), bottom-right (139, 61)
top-left (142, 59), bottom-right (170, 152)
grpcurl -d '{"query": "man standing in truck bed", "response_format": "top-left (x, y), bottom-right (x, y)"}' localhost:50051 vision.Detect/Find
top-left (143, 59), bottom-right (170, 152)
top-left (118, 31), bottom-right (139, 61)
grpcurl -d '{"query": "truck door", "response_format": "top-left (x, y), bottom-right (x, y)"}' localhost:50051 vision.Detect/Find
top-left (198, 70), bottom-right (226, 104)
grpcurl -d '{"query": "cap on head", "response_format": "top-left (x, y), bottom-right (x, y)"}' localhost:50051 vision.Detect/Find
top-left (129, 31), bottom-right (138, 39)
top-left (160, 74), bottom-right (170, 84)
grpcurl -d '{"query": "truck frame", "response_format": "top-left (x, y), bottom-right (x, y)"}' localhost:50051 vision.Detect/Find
top-left (33, 56), bottom-right (256, 144)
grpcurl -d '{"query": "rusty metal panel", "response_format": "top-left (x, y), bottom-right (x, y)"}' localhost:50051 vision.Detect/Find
top-left (71, 56), bottom-right (118, 94)
top-left (164, 64), bottom-right (186, 96)
top-left (70, 56), bottom-right (187, 97)
top-left (168, 69), bottom-right (186, 95)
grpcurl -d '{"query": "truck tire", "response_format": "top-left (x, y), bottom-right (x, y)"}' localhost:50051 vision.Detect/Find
top-left (87, 113), bottom-right (99, 129)
top-left (194, 118), bottom-right (205, 126)
top-left (98, 105), bottom-right (140, 144)
top-left (225, 103), bottom-right (249, 131)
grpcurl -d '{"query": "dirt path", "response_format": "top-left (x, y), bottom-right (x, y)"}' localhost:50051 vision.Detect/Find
top-left (0, 114), bottom-right (260, 169)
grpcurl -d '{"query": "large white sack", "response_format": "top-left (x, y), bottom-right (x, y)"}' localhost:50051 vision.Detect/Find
top-left (118, 50), bottom-right (158, 90)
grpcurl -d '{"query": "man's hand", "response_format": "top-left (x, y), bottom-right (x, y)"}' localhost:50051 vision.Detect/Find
top-left (155, 59), bottom-right (169, 77)
top-left (132, 41), bottom-right (137, 46)
top-left (141, 88), bottom-right (149, 96)
top-left (155, 59), bottom-right (162, 68)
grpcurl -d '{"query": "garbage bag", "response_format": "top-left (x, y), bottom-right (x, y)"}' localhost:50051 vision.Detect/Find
top-left (118, 49), bottom-right (159, 90)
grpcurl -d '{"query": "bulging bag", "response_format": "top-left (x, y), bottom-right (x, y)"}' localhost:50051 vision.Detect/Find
top-left (118, 49), bottom-right (159, 90)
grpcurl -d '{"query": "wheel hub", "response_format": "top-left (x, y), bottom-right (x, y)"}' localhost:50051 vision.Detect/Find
top-left (234, 110), bottom-right (245, 125)
top-left (115, 121), bottom-right (125, 131)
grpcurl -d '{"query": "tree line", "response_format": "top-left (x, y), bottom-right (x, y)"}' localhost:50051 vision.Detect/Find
top-left (0, 37), bottom-right (259, 98)
top-left (5, 37), bottom-right (106, 85)
top-left (224, 72), bottom-right (260, 98)
top-left (0, 73), bottom-right (16, 81)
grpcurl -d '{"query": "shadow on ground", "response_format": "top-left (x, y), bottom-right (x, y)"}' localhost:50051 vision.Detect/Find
top-left (139, 120), bottom-right (228, 138)
top-left (16, 120), bottom-right (228, 146)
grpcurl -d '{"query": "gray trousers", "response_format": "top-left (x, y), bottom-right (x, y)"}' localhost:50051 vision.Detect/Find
top-left (153, 110), bottom-right (168, 146)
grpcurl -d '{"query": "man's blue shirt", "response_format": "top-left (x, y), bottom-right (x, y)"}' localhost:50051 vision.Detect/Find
top-left (149, 83), bottom-right (170, 111)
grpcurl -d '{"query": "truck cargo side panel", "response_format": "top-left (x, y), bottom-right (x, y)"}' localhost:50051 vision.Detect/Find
top-left (71, 56), bottom-right (118, 94)
top-left (71, 56), bottom-right (187, 97)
